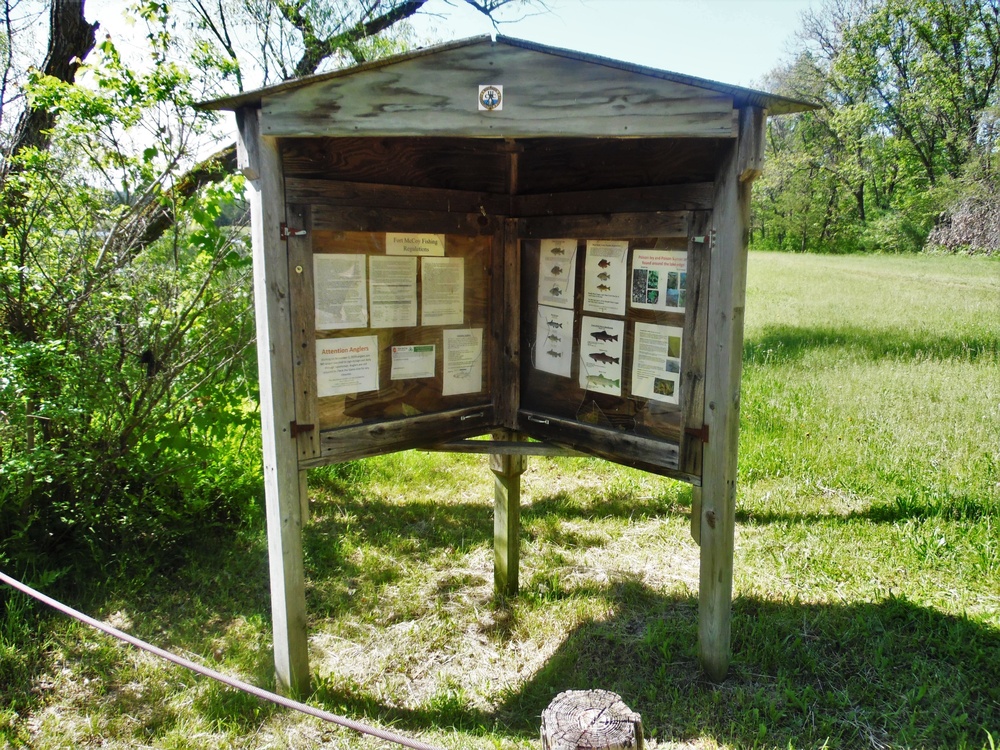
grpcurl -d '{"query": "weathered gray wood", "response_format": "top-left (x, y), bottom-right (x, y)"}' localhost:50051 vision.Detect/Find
top-left (285, 203), bottom-right (320, 463)
top-left (514, 182), bottom-right (714, 216)
top-left (681, 212), bottom-right (712, 479)
top-left (260, 44), bottom-right (736, 139)
top-left (238, 107), bottom-right (310, 697)
top-left (518, 410), bottom-right (695, 481)
top-left (310, 205), bottom-right (488, 236)
top-left (698, 106), bottom-right (767, 682)
top-left (491, 429), bottom-right (525, 596)
top-left (423, 439), bottom-right (586, 457)
top-left (284, 176), bottom-right (508, 215)
top-left (520, 211), bottom-right (691, 240)
top-left (306, 405), bottom-right (496, 467)
top-left (541, 690), bottom-right (643, 750)
top-left (690, 485), bottom-right (702, 545)
top-left (500, 217), bottom-right (521, 427)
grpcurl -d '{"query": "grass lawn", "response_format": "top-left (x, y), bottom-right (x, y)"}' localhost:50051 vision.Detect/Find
top-left (2, 251), bottom-right (998, 749)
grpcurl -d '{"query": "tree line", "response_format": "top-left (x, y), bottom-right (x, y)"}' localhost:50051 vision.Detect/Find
top-left (753, 0), bottom-right (1000, 254)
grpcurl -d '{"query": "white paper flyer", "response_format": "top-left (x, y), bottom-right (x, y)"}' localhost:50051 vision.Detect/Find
top-left (630, 322), bottom-right (682, 404)
top-left (443, 328), bottom-right (483, 396)
top-left (369, 255), bottom-right (417, 328)
top-left (421, 256), bottom-right (464, 326)
top-left (535, 304), bottom-right (573, 377)
top-left (390, 344), bottom-right (436, 380)
top-left (583, 239), bottom-right (628, 316)
top-left (630, 250), bottom-right (687, 313)
top-left (314, 254), bottom-right (368, 330)
top-left (537, 238), bottom-right (577, 309)
top-left (578, 315), bottom-right (625, 396)
top-left (316, 335), bottom-right (379, 398)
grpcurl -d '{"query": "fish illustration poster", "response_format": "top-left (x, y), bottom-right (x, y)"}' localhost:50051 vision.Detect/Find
top-left (579, 315), bottom-right (625, 396)
top-left (630, 250), bottom-right (687, 313)
top-left (537, 238), bottom-right (577, 309)
top-left (535, 305), bottom-right (573, 377)
top-left (631, 322), bottom-right (682, 405)
top-left (583, 240), bottom-right (628, 316)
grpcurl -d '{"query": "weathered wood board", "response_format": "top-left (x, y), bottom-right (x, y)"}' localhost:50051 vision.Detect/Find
top-left (261, 43), bottom-right (736, 139)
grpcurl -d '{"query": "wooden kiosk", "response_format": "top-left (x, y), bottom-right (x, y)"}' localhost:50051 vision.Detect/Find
top-left (201, 36), bottom-right (812, 697)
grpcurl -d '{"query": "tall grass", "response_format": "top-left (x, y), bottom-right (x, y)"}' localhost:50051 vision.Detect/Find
top-left (2, 252), bottom-right (997, 749)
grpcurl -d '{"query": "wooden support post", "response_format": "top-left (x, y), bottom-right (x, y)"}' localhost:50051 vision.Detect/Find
top-left (698, 106), bottom-right (767, 682)
top-left (238, 107), bottom-right (310, 698)
top-left (491, 430), bottom-right (526, 596)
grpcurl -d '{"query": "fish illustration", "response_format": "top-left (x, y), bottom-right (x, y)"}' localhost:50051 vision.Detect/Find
top-left (550, 247), bottom-right (566, 256)
top-left (550, 265), bottom-right (563, 275)
top-left (597, 271), bottom-right (611, 281)
top-left (598, 259), bottom-right (612, 269)
top-left (546, 350), bottom-right (562, 358)
top-left (596, 284), bottom-right (611, 292)
top-left (590, 352), bottom-right (620, 365)
top-left (546, 319), bottom-right (563, 329)
top-left (587, 374), bottom-right (620, 389)
top-left (549, 286), bottom-right (562, 296)
top-left (590, 330), bottom-right (619, 343)
top-left (546, 334), bottom-right (561, 343)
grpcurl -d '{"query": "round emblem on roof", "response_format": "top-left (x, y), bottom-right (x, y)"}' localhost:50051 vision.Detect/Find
top-left (478, 84), bottom-right (503, 112)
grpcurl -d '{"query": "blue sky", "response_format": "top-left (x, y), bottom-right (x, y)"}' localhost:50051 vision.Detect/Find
top-left (411, 0), bottom-right (824, 88)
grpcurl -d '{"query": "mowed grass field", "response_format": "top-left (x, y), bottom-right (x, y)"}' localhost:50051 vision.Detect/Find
top-left (2, 252), bottom-right (998, 749)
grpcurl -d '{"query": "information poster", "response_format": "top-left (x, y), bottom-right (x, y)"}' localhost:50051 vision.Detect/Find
top-left (630, 250), bottom-right (687, 313)
top-left (578, 315), bottom-right (625, 396)
top-left (535, 304), bottom-right (573, 377)
top-left (583, 240), bottom-right (628, 316)
top-left (386, 233), bottom-right (445, 256)
top-left (631, 322), bottom-right (682, 404)
top-left (537, 238), bottom-right (577, 309)
top-left (443, 328), bottom-right (483, 396)
top-left (369, 256), bottom-right (417, 328)
top-left (314, 254), bottom-right (368, 330)
top-left (316, 335), bottom-right (379, 398)
top-left (421, 257), bottom-right (464, 325)
top-left (390, 344), bottom-right (436, 380)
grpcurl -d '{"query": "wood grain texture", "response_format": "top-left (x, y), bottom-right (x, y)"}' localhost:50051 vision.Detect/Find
top-left (241, 108), bottom-right (310, 698)
top-left (517, 138), bottom-right (725, 193)
top-left (261, 44), bottom-right (735, 139)
top-left (308, 405), bottom-right (495, 466)
top-left (520, 212), bottom-right (690, 240)
top-left (286, 203), bottom-right (319, 462)
top-left (281, 137), bottom-right (509, 193)
top-left (285, 176), bottom-right (508, 215)
top-left (514, 182), bottom-right (714, 216)
top-left (541, 690), bottom-right (644, 750)
top-left (680, 212), bottom-right (712, 478)
top-left (491, 429), bottom-right (526, 596)
top-left (698, 106), bottom-right (767, 683)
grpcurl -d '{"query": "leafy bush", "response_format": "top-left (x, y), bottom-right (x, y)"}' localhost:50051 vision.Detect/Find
top-left (0, 36), bottom-right (261, 576)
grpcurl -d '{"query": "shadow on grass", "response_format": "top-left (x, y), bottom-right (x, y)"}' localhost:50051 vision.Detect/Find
top-left (744, 324), bottom-right (998, 365)
top-left (307, 582), bottom-right (1000, 750)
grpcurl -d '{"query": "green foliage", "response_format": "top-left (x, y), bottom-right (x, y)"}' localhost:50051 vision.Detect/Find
top-left (755, 0), bottom-right (1000, 253)
top-left (0, 32), bottom-right (260, 575)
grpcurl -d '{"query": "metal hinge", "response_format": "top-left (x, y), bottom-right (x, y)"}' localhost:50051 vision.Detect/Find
top-left (280, 223), bottom-right (307, 240)
top-left (685, 424), bottom-right (710, 443)
top-left (289, 421), bottom-right (315, 438)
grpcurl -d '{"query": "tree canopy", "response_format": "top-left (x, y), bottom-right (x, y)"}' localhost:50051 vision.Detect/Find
top-left (754, 0), bottom-right (1000, 253)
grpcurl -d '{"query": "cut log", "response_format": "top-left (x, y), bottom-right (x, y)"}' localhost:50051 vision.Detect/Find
top-left (541, 689), bottom-right (643, 750)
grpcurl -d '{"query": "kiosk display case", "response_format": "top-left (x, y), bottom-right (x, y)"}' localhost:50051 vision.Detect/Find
top-left (200, 36), bottom-right (813, 696)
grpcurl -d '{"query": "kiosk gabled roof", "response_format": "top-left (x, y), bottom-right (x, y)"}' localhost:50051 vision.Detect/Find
top-left (197, 35), bottom-right (814, 138)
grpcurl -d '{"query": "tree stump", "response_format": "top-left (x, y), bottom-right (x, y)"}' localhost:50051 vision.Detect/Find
top-left (541, 689), bottom-right (643, 750)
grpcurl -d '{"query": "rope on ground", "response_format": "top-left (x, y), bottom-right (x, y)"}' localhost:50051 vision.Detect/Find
top-left (0, 569), bottom-right (445, 750)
